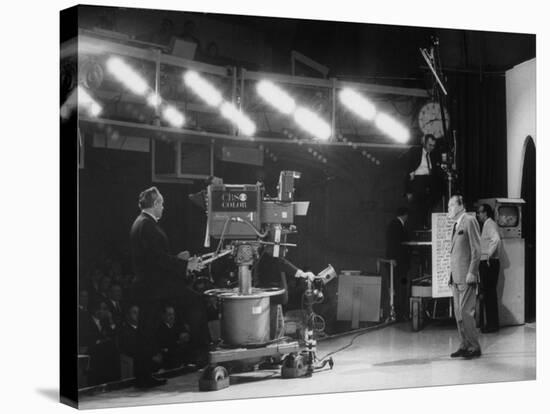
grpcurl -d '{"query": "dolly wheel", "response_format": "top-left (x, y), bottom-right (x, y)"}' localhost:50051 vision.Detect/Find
top-left (282, 353), bottom-right (296, 368)
top-left (199, 365), bottom-right (230, 391)
top-left (281, 353), bottom-right (307, 378)
top-left (203, 365), bottom-right (229, 382)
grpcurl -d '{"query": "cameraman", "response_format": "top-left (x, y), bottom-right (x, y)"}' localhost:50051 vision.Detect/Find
top-left (129, 186), bottom-right (209, 388)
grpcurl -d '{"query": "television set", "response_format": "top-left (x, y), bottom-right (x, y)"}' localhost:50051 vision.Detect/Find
top-left (477, 198), bottom-right (525, 238)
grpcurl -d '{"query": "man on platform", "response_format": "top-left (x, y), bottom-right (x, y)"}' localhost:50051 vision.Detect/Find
top-left (129, 186), bottom-right (206, 388)
top-left (476, 203), bottom-right (501, 333)
top-left (405, 134), bottom-right (441, 230)
top-left (447, 195), bottom-right (482, 358)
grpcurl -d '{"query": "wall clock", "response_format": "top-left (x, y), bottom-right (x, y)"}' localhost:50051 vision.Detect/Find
top-left (418, 101), bottom-right (450, 138)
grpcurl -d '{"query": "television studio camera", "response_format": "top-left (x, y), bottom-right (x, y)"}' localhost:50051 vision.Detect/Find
top-left (190, 171), bottom-right (338, 391)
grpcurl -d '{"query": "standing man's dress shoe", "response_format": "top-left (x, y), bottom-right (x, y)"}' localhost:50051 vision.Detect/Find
top-left (450, 348), bottom-right (468, 358)
top-left (463, 349), bottom-right (482, 358)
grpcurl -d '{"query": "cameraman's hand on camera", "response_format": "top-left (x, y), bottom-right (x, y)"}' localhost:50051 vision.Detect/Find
top-left (406, 192), bottom-right (413, 203)
top-left (177, 250), bottom-right (190, 261)
top-left (295, 269), bottom-right (315, 281)
top-left (186, 256), bottom-right (204, 274)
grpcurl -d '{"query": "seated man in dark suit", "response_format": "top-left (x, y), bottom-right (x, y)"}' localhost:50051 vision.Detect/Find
top-left (404, 134), bottom-right (443, 229)
top-left (118, 304), bottom-right (140, 360)
top-left (80, 300), bottom-right (120, 385)
top-left (106, 282), bottom-right (124, 328)
top-left (385, 207), bottom-right (411, 320)
top-left (155, 305), bottom-right (191, 369)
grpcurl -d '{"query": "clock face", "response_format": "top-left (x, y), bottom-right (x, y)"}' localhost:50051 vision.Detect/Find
top-left (418, 102), bottom-right (450, 138)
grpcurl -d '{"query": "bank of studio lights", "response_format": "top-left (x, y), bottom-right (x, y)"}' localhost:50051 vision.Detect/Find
top-left (339, 87), bottom-right (410, 143)
top-left (184, 70), bottom-right (256, 136)
top-left (256, 80), bottom-right (331, 141)
top-left (106, 56), bottom-right (185, 128)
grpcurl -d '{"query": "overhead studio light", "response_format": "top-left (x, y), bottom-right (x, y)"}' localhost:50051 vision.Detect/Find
top-left (339, 88), bottom-right (376, 121)
top-left (147, 92), bottom-right (161, 107)
top-left (162, 104), bottom-right (185, 128)
top-left (374, 113), bottom-right (410, 143)
top-left (256, 80), bottom-right (296, 114)
top-left (183, 70), bottom-right (223, 107)
top-left (293, 107), bottom-right (331, 141)
top-left (220, 102), bottom-right (256, 136)
top-left (106, 56), bottom-right (149, 96)
top-left (77, 86), bottom-right (102, 117)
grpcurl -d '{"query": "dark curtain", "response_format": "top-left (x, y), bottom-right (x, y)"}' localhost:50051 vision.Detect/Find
top-left (447, 72), bottom-right (508, 205)
top-left (521, 137), bottom-right (536, 322)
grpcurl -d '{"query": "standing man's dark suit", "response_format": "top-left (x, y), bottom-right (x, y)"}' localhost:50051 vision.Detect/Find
top-left (448, 198), bottom-right (482, 358)
top-left (385, 214), bottom-right (410, 320)
top-left (129, 187), bottom-right (208, 386)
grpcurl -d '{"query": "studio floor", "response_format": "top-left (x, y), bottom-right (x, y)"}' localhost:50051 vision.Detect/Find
top-left (79, 321), bottom-right (536, 409)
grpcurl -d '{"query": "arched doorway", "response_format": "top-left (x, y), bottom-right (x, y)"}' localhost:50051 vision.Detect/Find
top-left (521, 136), bottom-right (536, 322)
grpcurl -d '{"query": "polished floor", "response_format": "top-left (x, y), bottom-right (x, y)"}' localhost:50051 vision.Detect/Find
top-left (79, 322), bottom-right (536, 409)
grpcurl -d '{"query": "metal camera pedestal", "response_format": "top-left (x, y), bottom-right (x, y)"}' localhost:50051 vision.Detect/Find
top-left (199, 244), bottom-right (304, 391)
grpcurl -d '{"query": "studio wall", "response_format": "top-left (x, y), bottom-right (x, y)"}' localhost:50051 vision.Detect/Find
top-left (506, 58), bottom-right (536, 198)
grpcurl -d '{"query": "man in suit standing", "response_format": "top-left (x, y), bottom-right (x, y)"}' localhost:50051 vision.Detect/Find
top-left (476, 203), bottom-right (501, 333)
top-left (405, 134), bottom-right (442, 230)
top-left (447, 195), bottom-right (482, 358)
top-left (385, 207), bottom-right (410, 320)
top-left (129, 186), bottom-right (205, 388)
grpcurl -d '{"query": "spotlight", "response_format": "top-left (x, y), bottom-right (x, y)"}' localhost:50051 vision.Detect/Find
top-left (374, 113), bottom-right (410, 143)
top-left (256, 80), bottom-right (296, 115)
top-left (162, 104), bottom-right (185, 128)
top-left (77, 86), bottom-right (102, 117)
top-left (106, 56), bottom-right (149, 96)
top-left (183, 70), bottom-right (223, 107)
top-left (339, 88), bottom-right (376, 121)
top-left (147, 92), bottom-right (162, 107)
top-left (220, 102), bottom-right (256, 136)
top-left (293, 107), bottom-right (331, 141)
top-left (89, 102), bottom-right (102, 117)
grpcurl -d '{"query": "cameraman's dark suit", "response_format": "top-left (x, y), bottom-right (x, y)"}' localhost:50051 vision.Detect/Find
top-left (129, 212), bottom-right (209, 383)
top-left (404, 147), bottom-right (442, 229)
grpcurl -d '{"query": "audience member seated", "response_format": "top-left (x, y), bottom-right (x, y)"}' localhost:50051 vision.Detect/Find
top-left (97, 275), bottom-right (112, 303)
top-left (106, 282), bottom-right (124, 327)
top-left (156, 305), bottom-right (192, 369)
top-left (80, 300), bottom-right (120, 385)
top-left (78, 288), bottom-right (92, 354)
top-left (84, 267), bottom-right (104, 305)
top-left (118, 305), bottom-right (140, 360)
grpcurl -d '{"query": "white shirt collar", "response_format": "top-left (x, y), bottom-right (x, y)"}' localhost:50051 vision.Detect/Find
top-left (142, 210), bottom-right (158, 222)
